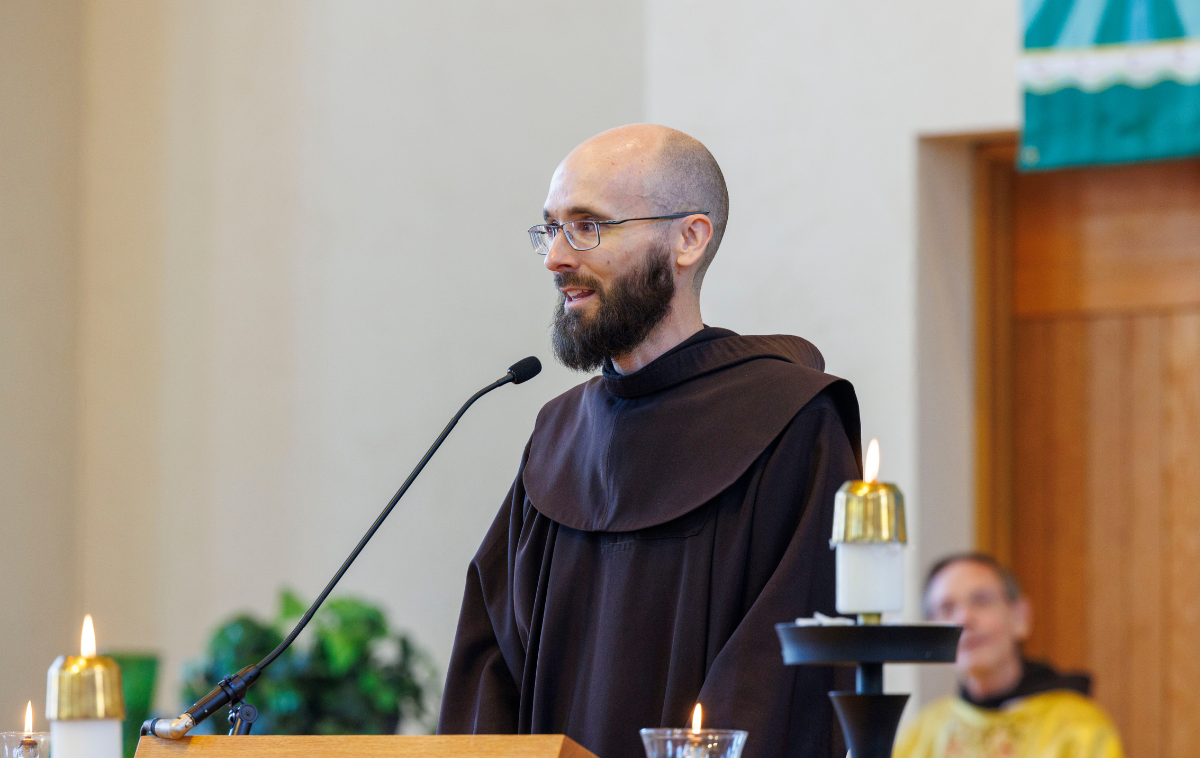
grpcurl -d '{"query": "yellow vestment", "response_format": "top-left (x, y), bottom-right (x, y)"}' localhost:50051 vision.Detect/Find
top-left (894, 691), bottom-right (1124, 758)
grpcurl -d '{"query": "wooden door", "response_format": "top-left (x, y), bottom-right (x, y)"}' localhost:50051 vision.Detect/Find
top-left (976, 145), bottom-right (1200, 757)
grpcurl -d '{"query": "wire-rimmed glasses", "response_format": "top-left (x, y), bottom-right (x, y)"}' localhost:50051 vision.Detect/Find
top-left (527, 212), bottom-right (709, 256)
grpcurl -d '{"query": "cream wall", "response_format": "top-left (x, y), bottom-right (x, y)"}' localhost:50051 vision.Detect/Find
top-left (645, 0), bottom-right (1019, 706)
top-left (78, 0), bottom-right (169, 661)
top-left (0, 0), bottom-right (82, 730)
top-left (74, 0), bottom-right (643, 715)
top-left (915, 134), bottom-right (990, 701)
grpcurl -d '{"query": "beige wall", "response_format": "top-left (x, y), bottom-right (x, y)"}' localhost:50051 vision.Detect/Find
top-left (914, 135), bottom-right (986, 702)
top-left (0, 0), bottom-right (83, 730)
top-left (78, 0), bottom-right (169, 659)
top-left (74, 0), bottom-right (644, 715)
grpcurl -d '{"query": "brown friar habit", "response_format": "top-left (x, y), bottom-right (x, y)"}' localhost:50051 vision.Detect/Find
top-left (437, 327), bottom-right (862, 758)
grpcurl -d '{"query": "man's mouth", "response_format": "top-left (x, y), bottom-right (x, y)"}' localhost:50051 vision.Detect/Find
top-left (561, 287), bottom-right (596, 308)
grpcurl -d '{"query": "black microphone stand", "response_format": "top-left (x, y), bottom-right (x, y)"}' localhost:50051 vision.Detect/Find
top-left (143, 357), bottom-right (541, 739)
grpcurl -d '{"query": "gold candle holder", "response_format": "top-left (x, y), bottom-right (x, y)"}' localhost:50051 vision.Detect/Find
top-left (831, 480), bottom-right (906, 545)
top-left (46, 653), bottom-right (125, 721)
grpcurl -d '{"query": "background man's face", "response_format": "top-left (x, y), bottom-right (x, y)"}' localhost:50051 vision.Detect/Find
top-left (926, 561), bottom-right (1030, 681)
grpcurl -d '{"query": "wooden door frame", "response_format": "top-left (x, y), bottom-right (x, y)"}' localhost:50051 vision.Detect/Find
top-left (973, 138), bottom-right (1018, 565)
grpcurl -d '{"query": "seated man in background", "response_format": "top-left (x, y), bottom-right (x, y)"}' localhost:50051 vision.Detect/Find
top-left (895, 554), bottom-right (1124, 758)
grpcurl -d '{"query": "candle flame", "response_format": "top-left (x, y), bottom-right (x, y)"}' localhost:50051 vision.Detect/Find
top-left (81, 614), bottom-right (96, 658)
top-left (24, 701), bottom-right (32, 733)
top-left (691, 703), bottom-right (702, 733)
top-left (864, 439), bottom-right (880, 483)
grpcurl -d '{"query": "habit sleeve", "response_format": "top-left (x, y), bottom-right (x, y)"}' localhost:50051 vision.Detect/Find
top-left (437, 445), bottom-right (531, 733)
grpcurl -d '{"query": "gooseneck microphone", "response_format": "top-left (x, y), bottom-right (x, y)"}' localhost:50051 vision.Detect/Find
top-left (143, 356), bottom-right (542, 739)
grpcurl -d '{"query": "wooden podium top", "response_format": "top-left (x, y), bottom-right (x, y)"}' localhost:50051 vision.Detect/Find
top-left (135, 735), bottom-right (599, 758)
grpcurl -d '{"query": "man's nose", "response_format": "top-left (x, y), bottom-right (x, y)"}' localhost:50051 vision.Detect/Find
top-left (543, 232), bottom-right (579, 273)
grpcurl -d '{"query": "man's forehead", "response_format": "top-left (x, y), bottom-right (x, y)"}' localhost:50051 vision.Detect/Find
top-left (544, 139), bottom-right (659, 219)
top-left (931, 560), bottom-right (1005, 597)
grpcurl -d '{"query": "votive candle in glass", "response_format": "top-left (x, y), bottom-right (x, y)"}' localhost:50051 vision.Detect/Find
top-left (640, 704), bottom-right (748, 758)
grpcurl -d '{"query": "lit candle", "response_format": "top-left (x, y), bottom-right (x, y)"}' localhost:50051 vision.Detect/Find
top-left (639, 702), bottom-right (748, 758)
top-left (46, 615), bottom-right (125, 758)
top-left (14, 701), bottom-right (40, 758)
top-left (1, 701), bottom-right (48, 757)
top-left (830, 439), bottom-right (907, 623)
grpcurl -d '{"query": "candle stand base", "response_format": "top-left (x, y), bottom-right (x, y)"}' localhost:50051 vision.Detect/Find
top-left (775, 623), bottom-right (961, 758)
top-left (829, 694), bottom-right (909, 758)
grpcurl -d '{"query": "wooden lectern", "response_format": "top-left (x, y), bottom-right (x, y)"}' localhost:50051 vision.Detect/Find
top-left (134, 735), bottom-right (599, 758)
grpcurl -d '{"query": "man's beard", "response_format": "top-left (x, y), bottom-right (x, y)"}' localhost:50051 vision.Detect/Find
top-left (550, 247), bottom-right (676, 372)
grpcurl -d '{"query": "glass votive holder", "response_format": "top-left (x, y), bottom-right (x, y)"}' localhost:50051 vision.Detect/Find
top-left (0, 733), bottom-right (50, 758)
top-left (640, 728), bottom-right (748, 758)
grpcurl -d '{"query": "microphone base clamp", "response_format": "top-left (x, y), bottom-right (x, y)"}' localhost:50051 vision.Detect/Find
top-left (228, 701), bottom-right (258, 735)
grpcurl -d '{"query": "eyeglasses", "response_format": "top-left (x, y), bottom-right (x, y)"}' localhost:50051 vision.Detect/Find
top-left (929, 589), bottom-right (1008, 621)
top-left (527, 212), bottom-right (709, 256)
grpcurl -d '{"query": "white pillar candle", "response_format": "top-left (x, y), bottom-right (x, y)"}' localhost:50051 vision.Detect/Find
top-left (50, 720), bottom-right (123, 758)
top-left (835, 542), bottom-right (905, 615)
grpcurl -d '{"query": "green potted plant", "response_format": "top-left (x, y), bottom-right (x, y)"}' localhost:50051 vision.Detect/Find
top-left (182, 590), bottom-right (437, 734)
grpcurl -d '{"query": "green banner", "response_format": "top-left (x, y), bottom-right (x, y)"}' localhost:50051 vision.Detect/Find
top-left (1021, 0), bottom-right (1200, 170)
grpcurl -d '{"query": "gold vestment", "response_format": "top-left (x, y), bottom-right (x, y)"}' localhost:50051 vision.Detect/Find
top-left (894, 691), bottom-right (1124, 758)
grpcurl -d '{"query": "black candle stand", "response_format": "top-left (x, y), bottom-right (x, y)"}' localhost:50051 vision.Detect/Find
top-left (775, 623), bottom-right (962, 758)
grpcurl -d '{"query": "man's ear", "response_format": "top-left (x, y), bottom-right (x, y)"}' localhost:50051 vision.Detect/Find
top-left (1011, 597), bottom-right (1032, 642)
top-left (674, 214), bottom-right (714, 271)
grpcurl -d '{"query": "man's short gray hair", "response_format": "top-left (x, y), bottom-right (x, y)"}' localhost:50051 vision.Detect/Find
top-left (649, 132), bottom-right (729, 292)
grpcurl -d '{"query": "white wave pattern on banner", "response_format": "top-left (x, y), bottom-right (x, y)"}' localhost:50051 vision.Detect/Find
top-left (1021, 39), bottom-right (1200, 93)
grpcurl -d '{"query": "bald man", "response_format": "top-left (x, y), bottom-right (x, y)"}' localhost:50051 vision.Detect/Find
top-left (437, 125), bottom-right (862, 758)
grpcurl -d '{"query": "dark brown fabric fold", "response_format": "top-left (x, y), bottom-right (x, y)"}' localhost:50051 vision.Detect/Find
top-left (523, 327), bottom-right (860, 531)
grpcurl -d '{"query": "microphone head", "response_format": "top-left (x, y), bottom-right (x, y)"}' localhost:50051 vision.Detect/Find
top-left (507, 356), bottom-right (542, 385)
